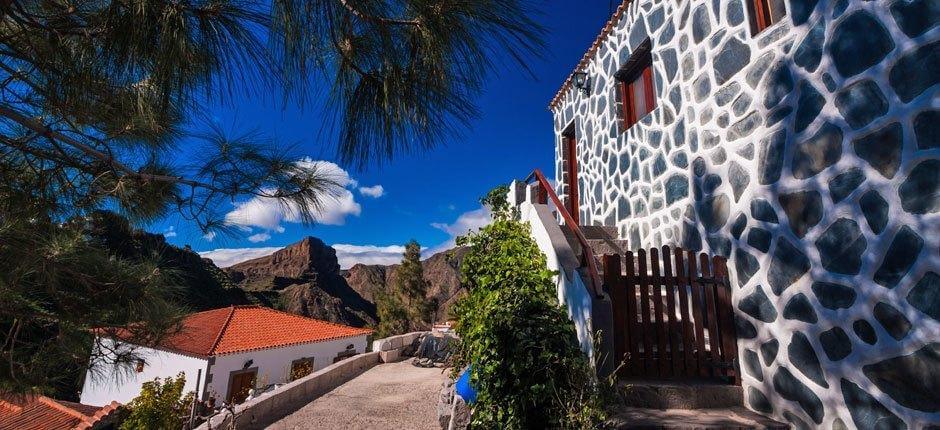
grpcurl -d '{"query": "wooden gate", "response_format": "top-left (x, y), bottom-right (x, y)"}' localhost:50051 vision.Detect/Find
top-left (603, 246), bottom-right (740, 384)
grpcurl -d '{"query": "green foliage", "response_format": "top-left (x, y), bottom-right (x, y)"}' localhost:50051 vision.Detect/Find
top-left (452, 199), bottom-right (604, 429)
top-left (376, 240), bottom-right (431, 337)
top-left (479, 183), bottom-right (511, 215)
top-left (120, 373), bottom-right (192, 430)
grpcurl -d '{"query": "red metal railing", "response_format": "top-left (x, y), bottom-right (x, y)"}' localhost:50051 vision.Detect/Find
top-left (524, 169), bottom-right (604, 299)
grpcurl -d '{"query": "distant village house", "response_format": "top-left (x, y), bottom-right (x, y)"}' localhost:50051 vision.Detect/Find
top-left (80, 306), bottom-right (372, 406)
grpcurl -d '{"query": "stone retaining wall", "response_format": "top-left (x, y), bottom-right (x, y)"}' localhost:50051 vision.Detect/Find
top-left (195, 332), bottom-right (429, 430)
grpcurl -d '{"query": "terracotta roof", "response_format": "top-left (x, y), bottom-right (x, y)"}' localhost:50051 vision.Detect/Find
top-left (0, 395), bottom-right (120, 430)
top-left (104, 306), bottom-right (373, 357)
top-left (549, 0), bottom-right (632, 110)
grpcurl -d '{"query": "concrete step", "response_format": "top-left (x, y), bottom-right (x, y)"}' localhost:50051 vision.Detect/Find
top-left (617, 381), bottom-right (742, 409)
top-left (606, 406), bottom-right (788, 429)
top-left (580, 224), bottom-right (619, 240)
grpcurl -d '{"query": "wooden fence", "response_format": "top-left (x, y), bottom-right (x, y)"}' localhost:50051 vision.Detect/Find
top-left (602, 246), bottom-right (740, 384)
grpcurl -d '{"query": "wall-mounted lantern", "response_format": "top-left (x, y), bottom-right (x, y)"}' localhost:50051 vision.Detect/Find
top-left (573, 71), bottom-right (591, 96)
top-left (243, 359), bottom-right (253, 369)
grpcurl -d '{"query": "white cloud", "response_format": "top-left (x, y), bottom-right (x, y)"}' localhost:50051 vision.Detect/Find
top-left (248, 232), bottom-right (271, 243)
top-left (199, 247), bottom-right (282, 267)
top-left (358, 185), bottom-right (385, 198)
top-left (200, 243), bottom-right (420, 269)
top-left (222, 159), bottom-right (363, 234)
top-left (427, 206), bottom-right (492, 255)
top-left (203, 231), bottom-right (217, 242)
top-left (162, 226), bottom-right (177, 238)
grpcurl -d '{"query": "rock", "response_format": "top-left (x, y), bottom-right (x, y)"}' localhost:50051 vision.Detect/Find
top-left (698, 194), bottom-right (730, 233)
top-left (728, 162), bottom-right (749, 202)
top-left (773, 367), bottom-right (824, 424)
top-left (751, 199), bottom-right (779, 223)
top-left (779, 190), bottom-right (823, 238)
top-left (763, 62), bottom-right (794, 109)
top-left (728, 111), bottom-right (762, 141)
top-left (863, 343), bottom-right (940, 412)
top-left (682, 222), bottom-right (703, 252)
top-left (899, 159), bottom-right (940, 214)
top-left (692, 4), bottom-right (711, 44)
top-left (743, 349), bottom-right (763, 381)
top-left (873, 226), bottom-right (924, 288)
top-left (746, 52), bottom-right (775, 89)
top-left (853, 122), bottom-right (903, 179)
top-left (889, 40), bottom-right (940, 102)
top-left (758, 129), bottom-right (786, 185)
top-left (794, 81), bottom-right (825, 133)
top-left (789, 332), bottom-right (828, 388)
top-left (735, 249), bottom-right (760, 288)
top-left (714, 37), bottom-right (751, 85)
top-left (794, 18), bottom-right (825, 72)
top-left (735, 314), bottom-right (758, 339)
top-left (829, 11), bottom-right (895, 78)
top-left (449, 394), bottom-right (470, 430)
top-left (693, 156), bottom-right (706, 177)
top-left (859, 190), bottom-right (889, 235)
top-left (747, 228), bottom-right (772, 253)
top-left (853, 319), bottom-right (878, 345)
top-left (761, 339), bottom-right (779, 365)
top-left (730, 213), bottom-right (748, 239)
top-left (727, 0), bottom-right (745, 26)
top-left (820, 327), bottom-right (852, 361)
top-left (815, 218), bottom-right (867, 275)
top-left (665, 174), bottom-right (689, 206)
top-left (791, 122), bottom-right (843, 179)
top-left (693, 73), bottom-right (712, 102)
top-left (703, 174), bottom-right (722, 194)
top-left (841, 378), bottom-right (905, 429)
top-left (811, 281), bottom-right (856, 310)
top-left (890, 0), bottom-right (940, 38)
top-left (768, 238), bottom-right (810, 295)
top-left (226, 237), bottom-right (379, 326)
top-left (914, 109), bottom-right (940, 150)
top-left (835, 80), bottom-right (888, 130)
top-left (873, 301), bottom-right (911, 340)
top-left (789, 0), bottom-right (819, 26)
top-left (828, 168), bottom-right (865, 203)
top-left (908, 272), bottom-right (940, 321)
top-left (783, 293), bottom-right (818, 324)
top-left (748, 387), bottom-right (773, 414)
top-left (716, 82), bottom-right (742, 106)
top-left (739, 285), bottom-right (778, 322)
top-left (783, 411), bottom-right (811, 430)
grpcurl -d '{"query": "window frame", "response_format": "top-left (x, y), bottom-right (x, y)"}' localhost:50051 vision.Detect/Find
top-left (747, 0), bottom-right (786, 35)
top-left (615, 39), bottom-right (656, 132)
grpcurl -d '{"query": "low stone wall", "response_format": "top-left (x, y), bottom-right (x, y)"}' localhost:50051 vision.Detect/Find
top-left (196, 351), bottom-right (380, 430)
top-left (194, 332), bottom-right (430, 430)
top-left (372, 331), bottom-right (428, 363)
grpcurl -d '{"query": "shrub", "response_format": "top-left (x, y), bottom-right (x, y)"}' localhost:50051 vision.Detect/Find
top-left (120, 373), bottom-right (192, 430)
top-left (452, 203), bottom-right (604, 429)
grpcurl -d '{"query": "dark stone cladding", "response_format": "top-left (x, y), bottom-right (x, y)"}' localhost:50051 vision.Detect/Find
top-left (548, 1), bottom-right (939, 427)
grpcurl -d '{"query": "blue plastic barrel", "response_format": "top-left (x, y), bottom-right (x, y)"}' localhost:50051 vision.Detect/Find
top-left (454, 365), bottom-right (478, 405)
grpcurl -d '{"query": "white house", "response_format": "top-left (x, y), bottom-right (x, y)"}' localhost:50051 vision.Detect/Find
top-left (80, 305), bottom-right (372, 406)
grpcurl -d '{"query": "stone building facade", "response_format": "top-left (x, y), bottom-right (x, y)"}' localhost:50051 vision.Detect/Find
top-left (549, 0), bottom-right (938, 428)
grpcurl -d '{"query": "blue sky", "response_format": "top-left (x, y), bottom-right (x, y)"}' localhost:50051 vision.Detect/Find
top-left (155, 2), bottom-right (616, 268)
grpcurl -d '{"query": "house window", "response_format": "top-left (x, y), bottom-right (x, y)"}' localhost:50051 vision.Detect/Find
top-left (289, 358), bottom-right (315, 381)
top-left (135, 359), bottom-right (145, 373)
top-left (747, 0), bottom-right (786, 35)
top-left (616, 40), bottom-right (656, 130)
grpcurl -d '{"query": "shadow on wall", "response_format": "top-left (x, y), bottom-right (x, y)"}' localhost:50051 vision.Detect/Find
top-left (682, 3), bottom-right (940, 428)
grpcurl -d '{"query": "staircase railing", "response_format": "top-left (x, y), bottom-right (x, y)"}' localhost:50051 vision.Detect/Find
top-left (524, 169), bottom-right (605, 299)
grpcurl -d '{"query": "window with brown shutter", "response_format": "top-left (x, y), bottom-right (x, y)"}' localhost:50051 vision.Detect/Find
top-left (616, 40), bottom-right (657, 131)
top-left (748, 0), bottom-right (786, 35)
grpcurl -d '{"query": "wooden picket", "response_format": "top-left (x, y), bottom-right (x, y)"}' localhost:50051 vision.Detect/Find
top-left (604, 246), bottom-right (740, 385)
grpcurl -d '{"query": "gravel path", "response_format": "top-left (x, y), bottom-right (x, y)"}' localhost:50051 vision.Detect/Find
top-left (269, 360), bottom-right (449, 430)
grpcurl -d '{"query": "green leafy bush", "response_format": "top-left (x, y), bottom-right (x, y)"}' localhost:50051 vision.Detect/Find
top-left (120, 373), bottom-right (192, 430)
top-left (452, 203), bottom-right (604, 429)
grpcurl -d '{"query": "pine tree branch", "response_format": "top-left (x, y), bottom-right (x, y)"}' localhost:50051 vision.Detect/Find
top-left (337, 0), bottom-right (421, 26)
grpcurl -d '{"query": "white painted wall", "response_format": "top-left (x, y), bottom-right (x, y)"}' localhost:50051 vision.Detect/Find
top-left (80, 336), bottom-right (209, 406)
top-left (204, 335), bottom-right (368, 402)
top-left (514, 190), bottom-right (595, 358)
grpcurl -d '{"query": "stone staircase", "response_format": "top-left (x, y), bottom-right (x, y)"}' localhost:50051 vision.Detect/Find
top-left (565, 224), bottom-right (787, 429)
